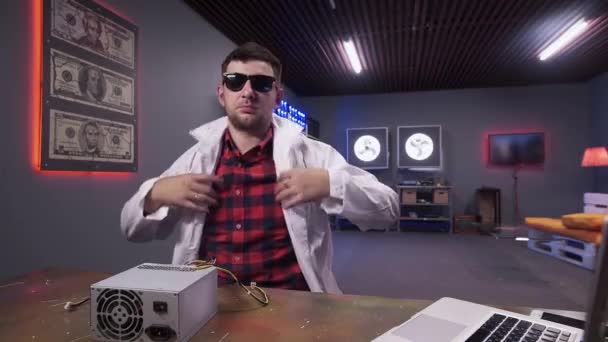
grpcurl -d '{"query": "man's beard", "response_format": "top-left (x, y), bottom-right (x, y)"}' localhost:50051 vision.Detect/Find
top-left (227, 111), bottom-right (269, 133)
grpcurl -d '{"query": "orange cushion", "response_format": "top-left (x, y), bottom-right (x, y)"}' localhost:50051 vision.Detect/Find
top-left (561, 213), bottom-right (605, 231)
top-left (525, 217), bottom-right (566, 232)
top-left (525, 217), bottom-right (602, 245)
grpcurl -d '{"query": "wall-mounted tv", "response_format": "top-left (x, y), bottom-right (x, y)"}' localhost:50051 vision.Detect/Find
top-left (488, 132), bottom-right (545, 166)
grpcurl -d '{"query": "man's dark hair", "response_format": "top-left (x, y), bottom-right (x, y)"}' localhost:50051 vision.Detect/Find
top-left (221, 42), bottom-right (282, 81)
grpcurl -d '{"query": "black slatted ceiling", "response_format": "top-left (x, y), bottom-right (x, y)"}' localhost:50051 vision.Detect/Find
top-left (186, 0), bottom-right (608, 96)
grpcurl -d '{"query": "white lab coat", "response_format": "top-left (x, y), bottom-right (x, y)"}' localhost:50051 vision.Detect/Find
top-left (120, 115), bottom-right (399, 294)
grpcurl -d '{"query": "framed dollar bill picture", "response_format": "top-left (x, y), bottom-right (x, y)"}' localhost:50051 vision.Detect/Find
top-left (41, 0), bottom-right (138, 172)
top-left (346, 127), bottom-right (389, 170)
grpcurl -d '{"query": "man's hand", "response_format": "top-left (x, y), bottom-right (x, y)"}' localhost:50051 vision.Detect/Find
top-left (144, 174), bottom-right (223, 214)
top-left (275, 168), bottom-right (330, 209)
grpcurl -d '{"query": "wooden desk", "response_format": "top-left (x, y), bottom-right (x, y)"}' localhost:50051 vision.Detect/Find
top-left (0, 269), bottom-right (579, 341)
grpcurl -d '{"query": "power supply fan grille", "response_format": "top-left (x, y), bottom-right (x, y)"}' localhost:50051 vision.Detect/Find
top-left (96, 289), bottom-right (144, 341)
top-left (137, 264), bottom-right (196, 272)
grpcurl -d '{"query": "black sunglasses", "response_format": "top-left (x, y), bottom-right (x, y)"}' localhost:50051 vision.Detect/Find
top-left (222, 72), bottom-right (276, 93)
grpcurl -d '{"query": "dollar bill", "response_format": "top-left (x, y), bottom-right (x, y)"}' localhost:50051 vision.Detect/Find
top-left (49, 109), bottom-right (134, 163)
top-left (51, 0), bottom-right (135, 68)
top-left (50, 49), bottom-right (134, 115)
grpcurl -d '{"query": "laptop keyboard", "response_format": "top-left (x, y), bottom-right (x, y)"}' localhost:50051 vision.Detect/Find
top-left (465, 313), bottom-right (573, 342)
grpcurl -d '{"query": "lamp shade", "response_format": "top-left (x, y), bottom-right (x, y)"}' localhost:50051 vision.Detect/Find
top-left (581, 147), bottom-right (608, 167)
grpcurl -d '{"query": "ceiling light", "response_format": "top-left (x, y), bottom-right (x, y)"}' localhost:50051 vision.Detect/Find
top-left (342, 39), bottom-right (362, 74)
top-left (539, 19), bottom-right (589, 61)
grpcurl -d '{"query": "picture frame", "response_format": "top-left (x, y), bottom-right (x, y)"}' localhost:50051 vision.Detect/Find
top-left (346, 127), bottom-right (390, 170)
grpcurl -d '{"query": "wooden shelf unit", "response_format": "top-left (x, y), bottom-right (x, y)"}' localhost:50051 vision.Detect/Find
top-left (397, 185), bottom-right (454, 233)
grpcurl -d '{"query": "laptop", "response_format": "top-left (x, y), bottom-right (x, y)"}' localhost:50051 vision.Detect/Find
top-left (373, 215), bottom-right (608, 342)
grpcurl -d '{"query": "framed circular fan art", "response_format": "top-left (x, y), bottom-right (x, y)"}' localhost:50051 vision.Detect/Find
top-left (397, 125), bottom-right (442, 170)
top-left (346, 127), bottom-right (389, 170)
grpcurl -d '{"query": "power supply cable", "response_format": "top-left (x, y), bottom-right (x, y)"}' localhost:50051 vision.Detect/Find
top-left (187, 259), bottom-right (270, 306)
top-left (60, 296), bottom-right (90, 311)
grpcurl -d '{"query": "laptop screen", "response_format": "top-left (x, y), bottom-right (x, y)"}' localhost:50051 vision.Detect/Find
top-left (583, 215), bottom-right (608, 341)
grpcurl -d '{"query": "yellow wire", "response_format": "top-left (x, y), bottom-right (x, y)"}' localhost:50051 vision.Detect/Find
top-left (188, 260), bottom-right (270, 306)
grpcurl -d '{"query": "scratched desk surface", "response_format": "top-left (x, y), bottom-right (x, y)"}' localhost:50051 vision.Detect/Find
top-left (0, 268), bottom-right (548, 342)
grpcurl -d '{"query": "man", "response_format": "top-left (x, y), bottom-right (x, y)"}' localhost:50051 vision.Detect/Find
top-left (81, 121), bottom-right (101, 155)
top-left (120, 42), bottom-right (399, 294)
top-left (76, 12), bottom-right (105, 53)
top-left (79, 66), bottom-right (104, 102)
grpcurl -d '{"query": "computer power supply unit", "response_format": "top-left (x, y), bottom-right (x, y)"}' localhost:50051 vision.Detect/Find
top-left (90, 263), bottom-right (217, 342)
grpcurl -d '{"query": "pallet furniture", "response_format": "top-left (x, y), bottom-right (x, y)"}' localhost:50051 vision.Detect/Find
top-left (526, 226), bottom-right (598, 270)
top-left (525, 193), bottom-right (607, 270)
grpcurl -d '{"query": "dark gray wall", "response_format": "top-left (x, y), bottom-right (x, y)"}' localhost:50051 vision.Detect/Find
top-left (590, 72), bottom-right (608, 193)
top-left (300, 84), bottom-right (594, 225)
top-left (0, 0), bottom-right (298, 281)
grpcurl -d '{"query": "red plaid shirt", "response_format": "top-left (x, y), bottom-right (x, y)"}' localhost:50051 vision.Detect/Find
top-left (199, 127), bottom-right (309, 291)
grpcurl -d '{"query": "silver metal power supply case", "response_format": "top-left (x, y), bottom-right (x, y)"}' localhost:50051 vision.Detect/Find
top-left (89, 263), bottom-right (217, 342)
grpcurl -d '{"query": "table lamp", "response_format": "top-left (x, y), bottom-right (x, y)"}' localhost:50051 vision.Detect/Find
top-left (581, 147), bottom-right (608, 167)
